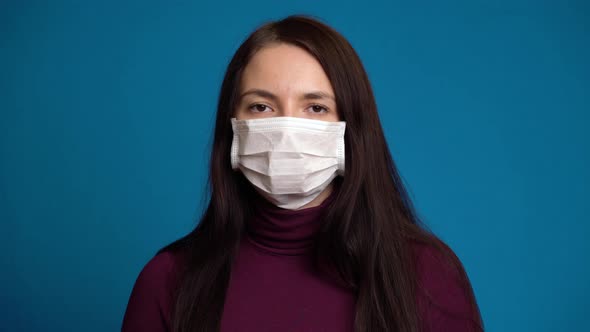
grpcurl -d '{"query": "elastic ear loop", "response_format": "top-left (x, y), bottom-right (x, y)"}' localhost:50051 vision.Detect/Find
top-left (230, 126), bottom-right (240, 170)
top-left (337, 127), bottom-right (346, 176)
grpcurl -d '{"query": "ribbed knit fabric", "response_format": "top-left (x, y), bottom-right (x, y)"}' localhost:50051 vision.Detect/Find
top-left (219, 190), bottom-right (356, 332)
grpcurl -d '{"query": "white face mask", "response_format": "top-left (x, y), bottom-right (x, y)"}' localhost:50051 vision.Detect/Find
top-left (230, 116), bottom-right (346, 210)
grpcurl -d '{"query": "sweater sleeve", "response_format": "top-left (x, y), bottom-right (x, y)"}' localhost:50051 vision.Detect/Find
top-left (121, 252), bottom-right (177, 332)
top-left (413, 242), bottom-right (482, 332)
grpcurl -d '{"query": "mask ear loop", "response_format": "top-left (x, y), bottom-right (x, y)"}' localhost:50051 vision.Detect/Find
top-left (230, 119), bottom-right (241, 170)
top-left (337, 125), bottom-right (346, 176)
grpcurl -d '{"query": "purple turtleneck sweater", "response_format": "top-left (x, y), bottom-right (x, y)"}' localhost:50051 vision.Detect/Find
top-left (122, 193), bottom-right (480, 332)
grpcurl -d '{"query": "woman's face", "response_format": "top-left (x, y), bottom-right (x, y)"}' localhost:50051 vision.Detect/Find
top-left (235, 43), bottom-right (340, 122)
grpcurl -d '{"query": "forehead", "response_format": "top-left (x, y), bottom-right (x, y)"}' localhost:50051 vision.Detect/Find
top-left (240, 43), bottom-right (334, 95)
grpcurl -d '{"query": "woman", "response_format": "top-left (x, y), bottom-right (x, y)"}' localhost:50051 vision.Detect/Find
top-left (122, 15), bottom-right (483, 332)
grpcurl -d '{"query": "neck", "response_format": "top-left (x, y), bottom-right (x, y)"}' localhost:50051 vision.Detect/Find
top-left (298, 184), bottom-right (334, 210)
top-left (245, 184), bottom-right (338, 255)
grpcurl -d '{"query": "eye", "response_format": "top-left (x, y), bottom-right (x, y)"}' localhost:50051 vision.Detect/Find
top-left (306, 104), bottom-right (329, 114)
top-left (248, 103), bottom-right (273, 113)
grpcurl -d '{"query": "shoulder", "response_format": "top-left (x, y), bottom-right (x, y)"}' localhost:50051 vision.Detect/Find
top-left (136, 251), bottom-right (181, 288)
top-left (410, 240), bottom-right (483, 331)
top-left (411, 241), bottom-right (470, 310)
top-left (132, 249), bottom-right (188, 303)
top-left (122, 250), bottom-right (185, 332)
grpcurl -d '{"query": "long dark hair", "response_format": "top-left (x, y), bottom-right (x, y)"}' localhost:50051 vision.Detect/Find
top-left (160, 15), bottom-right (483, 332)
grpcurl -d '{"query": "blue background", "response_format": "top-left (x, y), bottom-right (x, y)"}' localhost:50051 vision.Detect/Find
top-left (1, 1), bottom-right (588, 331)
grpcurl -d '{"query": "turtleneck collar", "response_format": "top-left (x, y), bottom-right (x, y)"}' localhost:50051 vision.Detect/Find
top-left (245, 189), bottom-right (337, 256)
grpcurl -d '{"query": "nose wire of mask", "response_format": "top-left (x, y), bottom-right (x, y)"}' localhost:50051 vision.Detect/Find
top-left (230, 117), bottom-right (346, 210)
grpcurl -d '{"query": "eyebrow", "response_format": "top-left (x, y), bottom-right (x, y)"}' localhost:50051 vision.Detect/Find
top-left (303, 91), bottom-right (336, 101)
top-left (239, 89), bottom-right (336, 102)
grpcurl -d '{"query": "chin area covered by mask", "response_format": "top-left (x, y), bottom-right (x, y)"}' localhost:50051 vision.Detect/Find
top-left (230, 116), bottom-right (345, 210)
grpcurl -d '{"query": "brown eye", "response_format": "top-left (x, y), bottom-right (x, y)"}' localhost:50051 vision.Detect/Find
top-left (306, 105), bottom-right (328, 114)
top-left (249, 104), bottom-right (272, 113)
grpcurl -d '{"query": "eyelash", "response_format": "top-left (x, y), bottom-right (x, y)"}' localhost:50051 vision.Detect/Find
top-left (248, 103), bottom-right (273, 113)
top-left (247, 103), bottom-right (330, 114)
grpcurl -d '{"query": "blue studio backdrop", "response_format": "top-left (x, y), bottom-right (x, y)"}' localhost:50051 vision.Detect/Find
top-left (1, 1), bottom-right (588, 331)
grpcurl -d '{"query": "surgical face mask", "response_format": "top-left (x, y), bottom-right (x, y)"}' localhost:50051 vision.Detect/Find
top-left (230, 116), bottom-right (346, 210)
